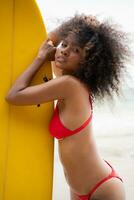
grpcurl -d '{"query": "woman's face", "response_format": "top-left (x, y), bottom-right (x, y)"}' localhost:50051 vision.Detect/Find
top-left (54, 34), bottom-right (84, 73)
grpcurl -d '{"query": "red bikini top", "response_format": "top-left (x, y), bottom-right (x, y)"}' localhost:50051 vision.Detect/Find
top-left (49, 95), bottom-right (93, 140)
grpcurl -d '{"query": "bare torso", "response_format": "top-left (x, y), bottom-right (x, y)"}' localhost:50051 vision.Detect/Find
top-left (52, 63), bottom-right (125, 199)
top-left (56, 80), bottom-right (112, 196)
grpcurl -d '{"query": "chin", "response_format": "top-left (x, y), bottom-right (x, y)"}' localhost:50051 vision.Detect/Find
top-left (55, 61), bottom-right (64, 69)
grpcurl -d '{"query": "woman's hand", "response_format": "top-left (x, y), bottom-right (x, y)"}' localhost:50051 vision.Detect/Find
top-left (37, 39), bottom-right (57, 63)
top-left (48, 29), bottom-right (61, 46)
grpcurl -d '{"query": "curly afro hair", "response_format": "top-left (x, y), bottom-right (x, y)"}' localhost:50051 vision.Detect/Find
top-left (56, 14), bottom-right (131, 102)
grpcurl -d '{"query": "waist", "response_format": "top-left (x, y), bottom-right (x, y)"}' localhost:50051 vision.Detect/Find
top-left (58, 129), bottom-right (97, 166)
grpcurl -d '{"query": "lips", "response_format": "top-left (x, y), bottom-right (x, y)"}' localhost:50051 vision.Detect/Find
top-left (56, 56), bottom-right (66, 63)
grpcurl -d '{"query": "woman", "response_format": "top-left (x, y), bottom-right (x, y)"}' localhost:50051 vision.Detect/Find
top-left (6, 14), bottom-right (130, 200)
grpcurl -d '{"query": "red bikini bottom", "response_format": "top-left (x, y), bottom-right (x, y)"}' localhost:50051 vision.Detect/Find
top-left (74, 160), bottom-right (123, 200)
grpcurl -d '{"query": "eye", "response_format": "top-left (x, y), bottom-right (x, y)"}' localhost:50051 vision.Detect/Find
top-left (73, 48), bottom-right (80, 53)
top-left (61, 42), bottom-right (67, 48)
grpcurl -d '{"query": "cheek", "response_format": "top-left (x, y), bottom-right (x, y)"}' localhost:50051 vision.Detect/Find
top-left (55, 48), bottom-right (60, 58)
top-left (69, 54), bottom-right (81, 64)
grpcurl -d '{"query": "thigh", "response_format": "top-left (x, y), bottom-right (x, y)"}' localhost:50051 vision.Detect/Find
top-left (92, 178), bottom-right (126, 200)
top-left (70, 187), bottom-right (80, 200)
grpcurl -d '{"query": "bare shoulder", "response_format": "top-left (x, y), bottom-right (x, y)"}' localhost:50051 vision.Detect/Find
top-left (66, 75), bottom-right (89, 94)
top-left (65, 75), bottom-right (81, 87)
top-left (59, 75), bottom-right (83, 98)
top-left (62, 75), bottom-right (91, 113)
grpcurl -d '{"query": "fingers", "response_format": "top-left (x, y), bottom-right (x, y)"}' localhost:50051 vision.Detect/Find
top-left (45, 38), bottom-right (54, 46)
top-left (45, 39), bottom-right (57, 51)
top-left (47, 40), bottom-right (54, 46)
top-left (40, 38), bottom-right (53, 49)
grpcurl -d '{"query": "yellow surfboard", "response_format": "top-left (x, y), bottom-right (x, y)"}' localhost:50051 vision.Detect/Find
top-left (0, 1), bottom-right (54, 199)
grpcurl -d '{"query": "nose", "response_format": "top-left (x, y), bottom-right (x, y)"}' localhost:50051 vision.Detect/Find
top-left (61, 47), bottom-right (69, 57)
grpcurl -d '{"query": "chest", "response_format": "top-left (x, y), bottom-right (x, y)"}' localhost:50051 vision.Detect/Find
top-left (57, 98), bottom-right (91, 131)
top-left (49, 84), bottom-right (93, 142)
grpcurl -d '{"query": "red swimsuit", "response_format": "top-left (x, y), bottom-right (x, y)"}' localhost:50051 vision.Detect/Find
top-left (49, 95), bottom-right (123, 200)
top-left (74, 160), bottom-right (123, 200)
top-left (49, 95), bottom-right (93, 140)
